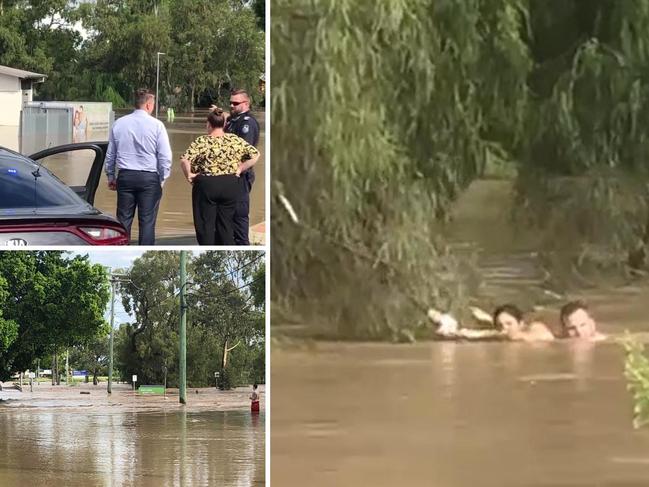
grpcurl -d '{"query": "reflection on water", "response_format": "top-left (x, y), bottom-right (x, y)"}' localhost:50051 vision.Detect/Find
top-left (272, 339), bottom-right (649, 486)
top-left (0, 409), bottom-right (265, 486)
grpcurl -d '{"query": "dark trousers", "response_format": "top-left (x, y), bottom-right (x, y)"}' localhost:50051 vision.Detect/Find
top-left (192, 174), bottom-right (243, 245)
top-left (233, 172), bottom-right (253, 245)
top-left (116, 170), bottom-right (162, 245)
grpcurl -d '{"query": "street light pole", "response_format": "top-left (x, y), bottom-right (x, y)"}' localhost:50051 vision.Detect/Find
top-left (108, 277), bottom-right (115, 394)
top-left (156, 51), bottom-right (166, 119)
top-left (107, 272), bottom-right (130, 394)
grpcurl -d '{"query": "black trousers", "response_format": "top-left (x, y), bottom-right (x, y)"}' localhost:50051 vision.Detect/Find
top-left (116, 170), bottom-right (162, 245)
top-left (233, 171), bottom-right (254, 245)
top-left (192, 174), bottom-right (243, 245)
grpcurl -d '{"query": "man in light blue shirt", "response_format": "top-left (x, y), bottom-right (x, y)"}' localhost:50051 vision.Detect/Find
top-left (105, 88), bottom-right (172, 245)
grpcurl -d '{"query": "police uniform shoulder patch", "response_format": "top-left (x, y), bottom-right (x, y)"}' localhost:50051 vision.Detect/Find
top-left (242, 124), bottom-right (250, 134)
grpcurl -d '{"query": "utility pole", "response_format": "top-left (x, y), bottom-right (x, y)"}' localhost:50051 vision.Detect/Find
top-left (179, 250), bottom-right (187, 404)
top-left (155, 51), bottom-right (166, 119)
top-left (108, 277), bottom-right (116, 394)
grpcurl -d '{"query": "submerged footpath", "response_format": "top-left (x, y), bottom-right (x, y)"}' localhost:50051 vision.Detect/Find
top-left (0, 382), bottom-right (265, 414)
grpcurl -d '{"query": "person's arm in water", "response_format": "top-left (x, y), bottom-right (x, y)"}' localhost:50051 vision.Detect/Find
top-left (429, 308), bottom-right (505, 340)
top-left (457, 328), bottom-right (505, 339)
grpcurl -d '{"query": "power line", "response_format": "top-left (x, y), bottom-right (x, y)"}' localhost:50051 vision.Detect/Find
top-left (188, 274), bottom-right (264, 302)
top-left (194, 252), bottom-right (264, 283)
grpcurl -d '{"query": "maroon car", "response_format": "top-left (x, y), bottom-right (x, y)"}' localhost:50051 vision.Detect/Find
top-left (0, 142), bottom-right (128, 246)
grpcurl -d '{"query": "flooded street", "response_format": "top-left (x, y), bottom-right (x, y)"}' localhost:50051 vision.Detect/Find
top-left (1, 111), bottom-right (265, 244)
top-left (93, 115), bottom-right (266, 243)
top-left (0, 386), bottom-right (265, 486)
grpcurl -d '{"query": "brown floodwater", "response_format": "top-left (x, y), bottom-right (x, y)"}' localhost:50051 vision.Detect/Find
top-left (272, 179), bottom-right (649, 486)
top-left (0, 387), bottom-right (265, 486)
top-left (4, 111), bottom-right (265, 244)
top-left (272, 320), bottom-right (649, 486)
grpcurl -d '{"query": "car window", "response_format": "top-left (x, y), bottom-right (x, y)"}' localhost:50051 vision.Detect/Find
top-left (36, 149), bottom-right (96, 187)
top-left (0, 149), bottom-right (85, 209)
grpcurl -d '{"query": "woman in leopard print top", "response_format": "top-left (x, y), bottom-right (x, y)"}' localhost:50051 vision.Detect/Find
top-left (180, 108), bottom-right (260, 245)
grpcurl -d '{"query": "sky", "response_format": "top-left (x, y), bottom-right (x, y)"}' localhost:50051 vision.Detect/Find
top-left (71, 249), bottom-right (146, 325)
top-left (67, 249), bottom-right (262, 328)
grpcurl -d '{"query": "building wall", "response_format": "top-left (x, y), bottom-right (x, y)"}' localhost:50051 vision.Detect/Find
top-left (0, 125), bottom-right (19, 151)
top-left (0, 91), bottom-right (21, 126)
top-left (0, 73), bottom-right (20, 92)
top-left (0, 73), bottom-right (22, 126)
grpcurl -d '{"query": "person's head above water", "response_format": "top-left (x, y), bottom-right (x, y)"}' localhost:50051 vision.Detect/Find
top-left (560, 301), bottom-right (599, 339)
top-left (493, 304), bottom-right (524, 333)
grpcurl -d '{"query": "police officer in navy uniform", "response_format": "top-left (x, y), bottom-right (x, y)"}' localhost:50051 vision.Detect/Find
top-left (224, 89), bottom-right (260, 245)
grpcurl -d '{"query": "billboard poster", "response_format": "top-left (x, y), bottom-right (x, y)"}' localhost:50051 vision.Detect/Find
top-left (71, 102), bottom-right (112, 143)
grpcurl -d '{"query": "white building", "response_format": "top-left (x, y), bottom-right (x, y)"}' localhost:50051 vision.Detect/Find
top-left (0, 65), bottom-right (46, 126)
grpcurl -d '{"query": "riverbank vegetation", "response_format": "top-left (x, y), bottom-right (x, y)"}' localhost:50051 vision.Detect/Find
top-left (272, 0), bottom-right (649, 340)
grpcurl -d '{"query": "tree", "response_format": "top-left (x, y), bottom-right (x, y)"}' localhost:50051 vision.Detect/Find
top-left (252, 0), bottom-right (264, 30)
top-left (190, 251), bottom-right (264, 389)
top-left (0, 276), bottom-right (18, 357)
top-left (168, 0), bottom-right (263, 109)
top-left (0, 1), bottom-right (264, 108)
top-left (0, 252), bottom-right (110, 381)
top-left (114, 251), bottom-right (265, 388)
top-left (514, 1), bottom-right (649, 273)
top-left (272, 0), bottom-right (530, 339)
top-left (116, 251), bottom-right (181, 385)
top-left (69, 334), bottom-right (110, 385)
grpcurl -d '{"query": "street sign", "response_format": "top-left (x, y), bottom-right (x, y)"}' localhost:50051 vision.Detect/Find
top-left (132, 375), bottom-right (137, 383)
top-left (72, 370), bottom-right (87, 377)
top-left (139, 385), bottom-right (165, 395)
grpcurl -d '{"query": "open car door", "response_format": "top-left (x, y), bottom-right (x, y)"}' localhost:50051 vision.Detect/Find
top-left (29, 141), bottom-right (108, 206)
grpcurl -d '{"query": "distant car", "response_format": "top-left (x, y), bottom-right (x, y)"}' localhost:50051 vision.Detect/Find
top-left (0, 142), bottom-right (128, 245)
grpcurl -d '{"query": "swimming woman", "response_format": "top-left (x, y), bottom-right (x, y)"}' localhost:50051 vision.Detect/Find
top-left (429, 304), bottom-right (554, 342)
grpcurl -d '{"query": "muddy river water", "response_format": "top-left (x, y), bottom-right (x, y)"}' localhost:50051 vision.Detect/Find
top-left (272, 180), bottom-right (649, 486)
top-left (272, 333), bottom-right (649, 486)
